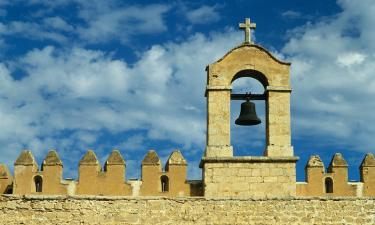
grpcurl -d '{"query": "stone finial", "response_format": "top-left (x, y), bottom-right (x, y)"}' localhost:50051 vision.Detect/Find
top-left (79, 150), bottom-right (99, 165)
top-left (166, 150), bottom-right (187, 166)
top-left (360, 153), bottom-right (375, 167)
top-left (0, 164), bottom-right (11, 178)
top-left (306, 155), bottom-right (324, 168)
top-left (42, 150), bottom-right (63, 166)
top-left (142, 150), bottom-right (161, 165)
top-left (14, 150), bottom-right (37, 166)
top-left (165, 150), bottom-right (187, 171)
top-left (105, 150), bottom-right (125, 165)
top-left (329, 153), bottom-right (348, 168)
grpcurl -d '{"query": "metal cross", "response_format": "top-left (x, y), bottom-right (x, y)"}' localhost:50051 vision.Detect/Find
top-left (239, 18), bottom-right (256, 44)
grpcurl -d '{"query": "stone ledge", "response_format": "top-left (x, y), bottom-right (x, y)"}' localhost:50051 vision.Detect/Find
top-left (266, 86), bottom-right (292, 92)
top-left (1, 194), bottom-right (374, 201)
top-left (200, 156), bottom-right (299, 167)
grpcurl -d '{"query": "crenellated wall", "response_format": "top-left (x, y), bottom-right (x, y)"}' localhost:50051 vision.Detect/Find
top-left (297, 153), bottom-right (375, 197)
top-left (0, 151), bottom-right (374, 197)
top-left (1, 149), bottom-right (202, 197)
top-left (139, 150), bottom-right (202, 197)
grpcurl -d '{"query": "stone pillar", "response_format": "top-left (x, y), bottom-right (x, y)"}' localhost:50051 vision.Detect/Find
top-left (264, 86), bottom-right (293, 157)
top-left (41, 150), bottom-right (66, 194)
top-left (360, 153), bottom-right (375, 196)
top-left (0, 164), bottom-right (12, 194)
top-left (299, 155), bottom-right (325, 196)
top-left (165, 150), bottom-right (190, 196)
top-left (103, 150), bottom-right (131, 195)
top-left (140, 150), bottom-right (162, 195)
top-left (205, 86), bottom-right (233, 157)
top-left (327, 153), bottom-right (354, 196)
top-left (76, 150), bottom-right (101, 195)
top-left (13, 150), bottom-right (39, 195)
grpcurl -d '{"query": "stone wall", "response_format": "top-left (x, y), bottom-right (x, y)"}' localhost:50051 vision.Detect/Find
top-left (201, 156), bottom-right (297, 197)
top-left (0, 195), bottom-right (374, 224)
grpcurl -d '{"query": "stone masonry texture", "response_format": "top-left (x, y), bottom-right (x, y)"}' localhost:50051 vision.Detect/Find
top-left (0, 195), bottom-right (374, 225)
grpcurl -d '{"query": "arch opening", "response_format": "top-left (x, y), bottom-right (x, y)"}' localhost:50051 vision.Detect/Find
top-left (231, 75), bottom-right (266, 156)
top-left (231, 69), bottom-right (269, 89)
top-left (325, 177), bottom-right (333, 193)
top-left (161, 175), bottom-right (169, 192)
top-left (34, 175), bottom-right (43, 193)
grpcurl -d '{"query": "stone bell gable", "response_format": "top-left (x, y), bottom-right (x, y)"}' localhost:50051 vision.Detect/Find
top-left (201, 18), bottom-right (296, 198)
top-left (205, 44), bottom-right (293, 158)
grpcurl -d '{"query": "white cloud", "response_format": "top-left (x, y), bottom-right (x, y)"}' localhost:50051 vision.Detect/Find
top-left (0, 2), bottom-right (171, 45)
top-left (282, 10), bottom-right (302, 19)
top-left (283, 0), bottom-right (375, 153)
top-left (77, 4), bottom-right (171, 43)
top-left (43, 17), bottom-right (74, 32)
top-left (186, 5), bottom-right (220, 24)
top-left (0, 21), bottom-right (68, 43)
top-left (0, 29), bottom-right (242, 178)
top-left (336, 52), bottom-right (366, 67)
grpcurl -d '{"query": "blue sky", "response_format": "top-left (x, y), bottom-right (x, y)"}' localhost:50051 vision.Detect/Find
top-left (0, 0), bottom-right (374, 181)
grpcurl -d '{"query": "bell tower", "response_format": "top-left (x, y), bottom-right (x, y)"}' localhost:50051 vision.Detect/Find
top-left (200, 18), bottom-right (298, 197)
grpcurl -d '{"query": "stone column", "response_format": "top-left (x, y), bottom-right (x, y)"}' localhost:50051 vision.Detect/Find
top-left (205, 85), bottom-right (233, 157)
top-left (264, 86), bottom-right (293, 157)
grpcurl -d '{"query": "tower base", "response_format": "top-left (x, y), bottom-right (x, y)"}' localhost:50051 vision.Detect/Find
top-left (200, 156), bottom-right (298, 197)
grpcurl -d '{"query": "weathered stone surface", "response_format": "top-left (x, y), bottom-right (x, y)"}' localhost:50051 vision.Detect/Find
top-left (0, 164), bottom-right (10, 178)
top-left (43, 150), bottom-right (63, 166)
top-left (105, 150), bottom-right (125, 165)
top-left (361, 153), bottom-right (375, 167)
top-left (329, 153), bottom-right (348, 168)
top-left (0, 165), bottom-right (12, 194)
top-left (360, 153), bottom-right (375, 196)
top-left (14, 150), bottom-right (36, 166)
top-left (79, 150), bottom-right (99, 165)
top-left (202, 157), bottom-right (297, 197)
top-left (142, 150), bottom-right (161, 165)
top-left (166, 150), bottom-right (187, 166)
top-left (0, 195), bottom-right (374, 225)
top-left (205, 43), bottom-right (293, 158)
top-left (299, 154), bottom-right (357, 197)
top-left (306, 155), bottom-right (324, 168)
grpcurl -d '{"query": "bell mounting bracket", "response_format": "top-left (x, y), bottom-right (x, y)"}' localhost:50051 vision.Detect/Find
top-left (230, 92), bottom-right (266, 101)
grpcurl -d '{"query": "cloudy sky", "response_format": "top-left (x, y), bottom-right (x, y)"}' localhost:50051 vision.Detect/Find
top-left (0, 0), bottom-right (374, 181)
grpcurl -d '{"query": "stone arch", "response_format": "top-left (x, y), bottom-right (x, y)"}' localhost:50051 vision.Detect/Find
top-left (160, 175), bottom-right (169, 192)
top-left (34, 175), bottom-right (43, 193)
top-left (205, 44), bottom-right (293, 157)
top-left (325, 177), bottom-right (334, 193)
top-left (231, 69), bottom-right (269, 89)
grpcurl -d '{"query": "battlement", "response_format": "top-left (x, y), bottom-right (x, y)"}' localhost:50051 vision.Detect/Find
top-left (0, 150), bottom-right (373, 197)
top-left (297, 153), bottom-right (375, 197)
top-left (2, 149), bottom-right (203, 197)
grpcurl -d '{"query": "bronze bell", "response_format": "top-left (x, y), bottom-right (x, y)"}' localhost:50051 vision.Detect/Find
top-left (235, 100), bottom-right (261, 126)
